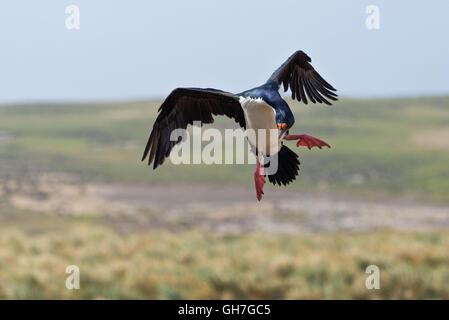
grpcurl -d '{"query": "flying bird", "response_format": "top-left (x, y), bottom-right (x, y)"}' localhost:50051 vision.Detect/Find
top-left (142, 50), bottom-right (337, 200)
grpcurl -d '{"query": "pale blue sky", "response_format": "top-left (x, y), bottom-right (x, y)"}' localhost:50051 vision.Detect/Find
top-left (0, 0), bottom-right (448, 103)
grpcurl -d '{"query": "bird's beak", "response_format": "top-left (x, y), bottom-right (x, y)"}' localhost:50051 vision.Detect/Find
top-left (277, 123), bottom-right (288, 139)
top-left (279, 128), bottom-right (288, 139)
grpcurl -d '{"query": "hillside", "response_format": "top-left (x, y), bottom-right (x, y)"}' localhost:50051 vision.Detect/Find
top-left (1, 96), bottom-right (449, 202)
top-left (1, 96), bottom-right (449, 299)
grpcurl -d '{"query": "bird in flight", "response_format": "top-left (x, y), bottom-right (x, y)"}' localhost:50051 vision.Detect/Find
top-left (142, 50), bottom-right (337, 201)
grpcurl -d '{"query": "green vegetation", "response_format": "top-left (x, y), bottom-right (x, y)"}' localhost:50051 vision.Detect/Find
top-left (1, 96), bottom-right (449, 299)
top-left (1, 96), bottom-right (449, 202)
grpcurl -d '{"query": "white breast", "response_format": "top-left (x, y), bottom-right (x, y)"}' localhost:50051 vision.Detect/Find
top-left (239, 96), bottom-right (281, 156)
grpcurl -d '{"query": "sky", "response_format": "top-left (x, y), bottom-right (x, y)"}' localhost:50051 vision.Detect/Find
top-left (0, 0), bottom-right (448, 103)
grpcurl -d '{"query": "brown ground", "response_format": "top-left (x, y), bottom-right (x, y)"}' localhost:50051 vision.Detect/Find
top-left (4, 174), bottom-right (449, 234)
top-left (412, 128), bottom-right (449, 150)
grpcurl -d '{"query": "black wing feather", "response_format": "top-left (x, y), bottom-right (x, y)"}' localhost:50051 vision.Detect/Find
top-left (142, 88), bottom-right (245, 169)
top-left (267, 50), bottom-right (338, 105)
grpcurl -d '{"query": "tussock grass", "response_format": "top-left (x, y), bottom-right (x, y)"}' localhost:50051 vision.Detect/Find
top-left (1, 222), bottom-right (449, 299)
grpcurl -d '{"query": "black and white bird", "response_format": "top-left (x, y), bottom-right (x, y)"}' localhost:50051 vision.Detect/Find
top-left (142, 50), bottom-right (337, 200)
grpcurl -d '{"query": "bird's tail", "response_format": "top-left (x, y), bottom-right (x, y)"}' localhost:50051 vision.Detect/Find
top-left (264, 144), bottom-right (300, 186)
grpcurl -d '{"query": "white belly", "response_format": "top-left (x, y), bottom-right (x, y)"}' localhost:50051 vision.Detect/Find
top-left (239, 96), bottom-right (281, 156)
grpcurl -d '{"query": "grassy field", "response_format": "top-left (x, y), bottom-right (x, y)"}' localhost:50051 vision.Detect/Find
top-left (1, 96), bottom-right (449, 201)
top-left (1, 209), bottom-right (449, 299)
top-left (1, 96), bottom-right (449, 299)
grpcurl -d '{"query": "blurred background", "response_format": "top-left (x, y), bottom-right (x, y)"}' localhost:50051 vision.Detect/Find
top-left (0, 0), bottom-right (449, 299)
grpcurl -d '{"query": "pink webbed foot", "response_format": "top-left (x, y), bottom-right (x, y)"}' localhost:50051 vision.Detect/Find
top-left (254, 155), bottom-right (265, 201)
top-left (284, 134), bottom-right (331, 149)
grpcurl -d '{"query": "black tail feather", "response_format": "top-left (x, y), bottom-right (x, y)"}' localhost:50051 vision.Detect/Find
top-left (264, 145), bottom-right (300, 186)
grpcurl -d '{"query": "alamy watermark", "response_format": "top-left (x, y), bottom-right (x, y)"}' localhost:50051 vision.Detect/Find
top-left (65, 5), bottom-right (80, 30)
top-left (365, 265), bottom-right (380, 289)
top-left (66, 265), bottom-right (80, 290)
top-left (166, 122), bottom-right (279, 174)
top-left (365, 5), bottom-right (380, 30)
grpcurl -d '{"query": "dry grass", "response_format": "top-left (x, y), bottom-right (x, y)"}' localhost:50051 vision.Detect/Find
top-left (1, 223), bottom-right (448, 299)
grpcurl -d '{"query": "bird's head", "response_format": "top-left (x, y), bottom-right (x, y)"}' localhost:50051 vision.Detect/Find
top-left (276, 109), bottom-right (294, 138)
top-left (277, 122), bottom-right (289, 138)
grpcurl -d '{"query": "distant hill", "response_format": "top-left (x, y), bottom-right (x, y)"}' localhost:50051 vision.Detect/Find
top-left (1, 96), bottom-right (449, 202)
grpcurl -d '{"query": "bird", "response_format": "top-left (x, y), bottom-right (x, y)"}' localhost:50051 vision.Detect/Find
top-left (142, 50), bottom-right (337, 201)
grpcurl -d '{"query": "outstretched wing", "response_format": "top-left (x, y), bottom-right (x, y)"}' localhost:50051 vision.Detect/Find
top-left (267, 50), bottom-right (338, 105)
top-left (142, 88), bottom-right (245, 169)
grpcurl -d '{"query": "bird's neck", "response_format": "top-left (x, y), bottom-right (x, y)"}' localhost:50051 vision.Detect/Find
top-left (275, 102), bottom-right (294, 127)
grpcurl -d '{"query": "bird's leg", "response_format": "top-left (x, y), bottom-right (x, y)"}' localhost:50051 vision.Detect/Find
top-left (254, 154), bottom-right (265, 201)
top-left (284, 134), bottom-right (331, 149)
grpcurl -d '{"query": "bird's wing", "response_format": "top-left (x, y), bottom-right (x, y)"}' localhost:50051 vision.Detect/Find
top-left (267, 50), bottom-right (338, 105)
top-left (142, 87), bottom-right (245, 169)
